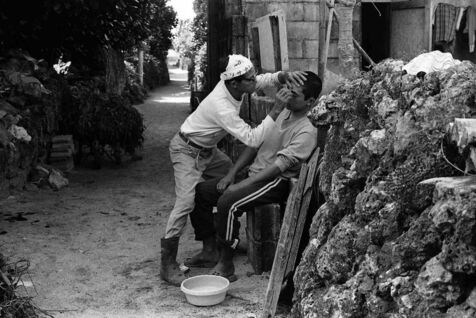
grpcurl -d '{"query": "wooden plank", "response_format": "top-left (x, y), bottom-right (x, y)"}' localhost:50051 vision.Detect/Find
top-left (318, 0), bottom-right (327, 79)
top-left (207, 0), bottom-right (227, 92)
top-left (261, 163), bottom-right (309, 318)
top-left (251, 27), bottom-right (262, 74)
top-left (270, 16), bottom-right (282, 72)
top-left (320, 0), bottom-right (335, 84)
top-left (284, 148), bottom-right (320, 280)
top-left (424, 0), bottom-right (433, 52)
top-left (253, 10), bottom-right (288, 73)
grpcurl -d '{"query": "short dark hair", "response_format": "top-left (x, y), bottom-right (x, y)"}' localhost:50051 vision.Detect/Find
top-left (301, 71), bottom-right (322, 100)
top-left (433, 40), bottom-right (454, 53)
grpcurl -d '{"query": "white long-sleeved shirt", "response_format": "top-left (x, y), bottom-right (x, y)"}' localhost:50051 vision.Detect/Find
top-left (180, 72), bottom-right (281, 148)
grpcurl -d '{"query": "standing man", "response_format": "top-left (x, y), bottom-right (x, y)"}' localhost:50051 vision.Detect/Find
top-left (161, 54), bottom-right (306, 286)
top-left (189, 71), bottom-right (322, 281)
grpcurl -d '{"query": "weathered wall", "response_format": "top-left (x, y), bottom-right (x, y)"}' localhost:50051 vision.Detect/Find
top-left (390, 4), bottom-right (426, 59)
top-left (244, 0), bottom-right (361, 75)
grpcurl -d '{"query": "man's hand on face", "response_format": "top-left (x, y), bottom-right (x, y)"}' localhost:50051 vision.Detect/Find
top-left (274, 87), bottom-right (294, 110)
top-left (269, 87), bottom-right (295, 120)
top-left (284, 71), bottom-right (307, 88)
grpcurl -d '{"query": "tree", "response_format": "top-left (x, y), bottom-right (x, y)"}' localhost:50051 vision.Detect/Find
top-left (0, 0), bottom-right (177, 70)
top-left (188, 0), bottom-right (207, 89)
top-left (173, 19), bottom-right (194, 60)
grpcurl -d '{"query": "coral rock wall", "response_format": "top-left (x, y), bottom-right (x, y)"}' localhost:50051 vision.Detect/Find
top-left (292, 60), bottom-right (476, 317)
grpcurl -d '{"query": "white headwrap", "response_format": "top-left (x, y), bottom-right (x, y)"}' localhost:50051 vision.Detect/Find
top-left (220, 54), bottom-right (254, 81)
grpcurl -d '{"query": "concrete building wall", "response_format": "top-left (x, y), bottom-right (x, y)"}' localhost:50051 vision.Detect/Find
top-left (244, 0), bottom-right (320, 73)
top-left (244, 0), bottom-right (361, 75)
top-left (390, 6), bottom-right (426, 60)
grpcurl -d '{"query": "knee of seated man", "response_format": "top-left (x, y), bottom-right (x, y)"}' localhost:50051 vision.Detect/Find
top-left (216, 193), bottom-right (236, 214)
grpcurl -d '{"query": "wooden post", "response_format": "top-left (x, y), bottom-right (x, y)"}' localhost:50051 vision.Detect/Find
top-left (424, 0), bottom-right (433, 51)
top-left (321, 0), bottom-right (335, 83)
top-left (353, 38), bottom-right (376, 67)
top-left (318, 0), bottom-right (328, 79)
top-left (251, 27), bottom-right (262, 74)
top-left (270, 16), bottom-right (282, 71)
top-left (207, 0), bottom-right (227, 92)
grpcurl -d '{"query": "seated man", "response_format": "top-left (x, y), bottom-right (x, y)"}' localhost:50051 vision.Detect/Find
top-left (187, 71), bottom-right (322, 281)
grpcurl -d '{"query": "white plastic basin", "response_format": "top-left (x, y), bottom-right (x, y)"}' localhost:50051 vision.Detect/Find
top-left (180, 275), bottom-right (230, 306)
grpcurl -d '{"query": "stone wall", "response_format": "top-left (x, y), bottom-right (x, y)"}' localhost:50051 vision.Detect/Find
top-left (292, 59), bottom-right (476, 317)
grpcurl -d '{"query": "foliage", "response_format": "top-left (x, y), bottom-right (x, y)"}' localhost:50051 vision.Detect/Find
top-left (124, 60), bottom-right (147, 104)
top-left (192, 43), bottom-right (208, 91)
top-left (188, 0), bottom-right (208, 90)
top-left (173, 20), bottom-right (194, 60)
top-left (0, 0), bottom-right (177, 71)
top-left (65, 79), bottom-right (145, 159)
top-left (191, 0), bottom-right (208, 53)
top-left (147, 3), bottom-right (178, 61)
top-left (0, 51), bottom-right (54, 156)
top-left (0, 254), bottom-right (43, 318)
top-left (143, 56), bottom-right (170, 90)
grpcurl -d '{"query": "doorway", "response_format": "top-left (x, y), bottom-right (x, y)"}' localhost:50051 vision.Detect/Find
top-left (361, 2), bottom-right (391, 69)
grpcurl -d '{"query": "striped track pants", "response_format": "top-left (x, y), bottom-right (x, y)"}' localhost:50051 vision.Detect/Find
top-left (191, 177), bottom-right (289, 245)
top-left (215, 177), bottom-right (289, 247)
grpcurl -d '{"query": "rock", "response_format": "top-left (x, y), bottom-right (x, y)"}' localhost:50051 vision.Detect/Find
top-left (8, 124), bottom-right (31, 142)
top-left (446, 303), bottom-right (476, 318)
top-left (393, 111), bottom-right (419, 155)
top-left (414, 256), bottom-right (460, 308)
top-left (293, 59), bottom-right (476, 318)
top-left (467, 287), bottom-right (476, 309)
top-left (48, 168), bottom-right (68, 191)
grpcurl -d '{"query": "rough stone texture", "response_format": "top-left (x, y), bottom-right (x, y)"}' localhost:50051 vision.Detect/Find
top-left (292, 59), bottom-right (476, 317)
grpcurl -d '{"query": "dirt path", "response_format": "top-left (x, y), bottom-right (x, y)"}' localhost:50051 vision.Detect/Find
top-left (1, 68), bottom-right (288, 318)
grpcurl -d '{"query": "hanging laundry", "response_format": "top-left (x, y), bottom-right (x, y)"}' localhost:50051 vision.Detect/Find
top-left (434, 3), bottom-right (459, 43)
top-left (467, 7), bottom-right (476, 52)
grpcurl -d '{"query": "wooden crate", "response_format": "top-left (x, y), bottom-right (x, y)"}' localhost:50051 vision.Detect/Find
top-left (246, 203), bottom-right (282, 274)
top-left (49, 134), bottom-right (75, 172)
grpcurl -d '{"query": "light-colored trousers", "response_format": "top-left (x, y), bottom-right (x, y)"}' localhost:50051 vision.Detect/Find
top-left (164, 133), bottom-right (232, 239)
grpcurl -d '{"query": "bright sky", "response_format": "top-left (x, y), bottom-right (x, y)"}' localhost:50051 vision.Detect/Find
top-left (169, 0), bottom-right (195, 20)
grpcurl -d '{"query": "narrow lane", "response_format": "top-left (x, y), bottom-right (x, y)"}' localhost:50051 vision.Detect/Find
top-left (1, 67), bottom-right (276, 317)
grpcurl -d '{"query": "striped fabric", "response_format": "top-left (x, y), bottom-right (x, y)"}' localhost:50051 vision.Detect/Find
top-left (225, 178), bottom-right (284, 241)
top-left (434, 3), bottom-right (459, 42)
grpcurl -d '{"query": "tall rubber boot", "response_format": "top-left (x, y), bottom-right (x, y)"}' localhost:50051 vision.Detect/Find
top-left (160, 237), bottom-right (187, 286)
